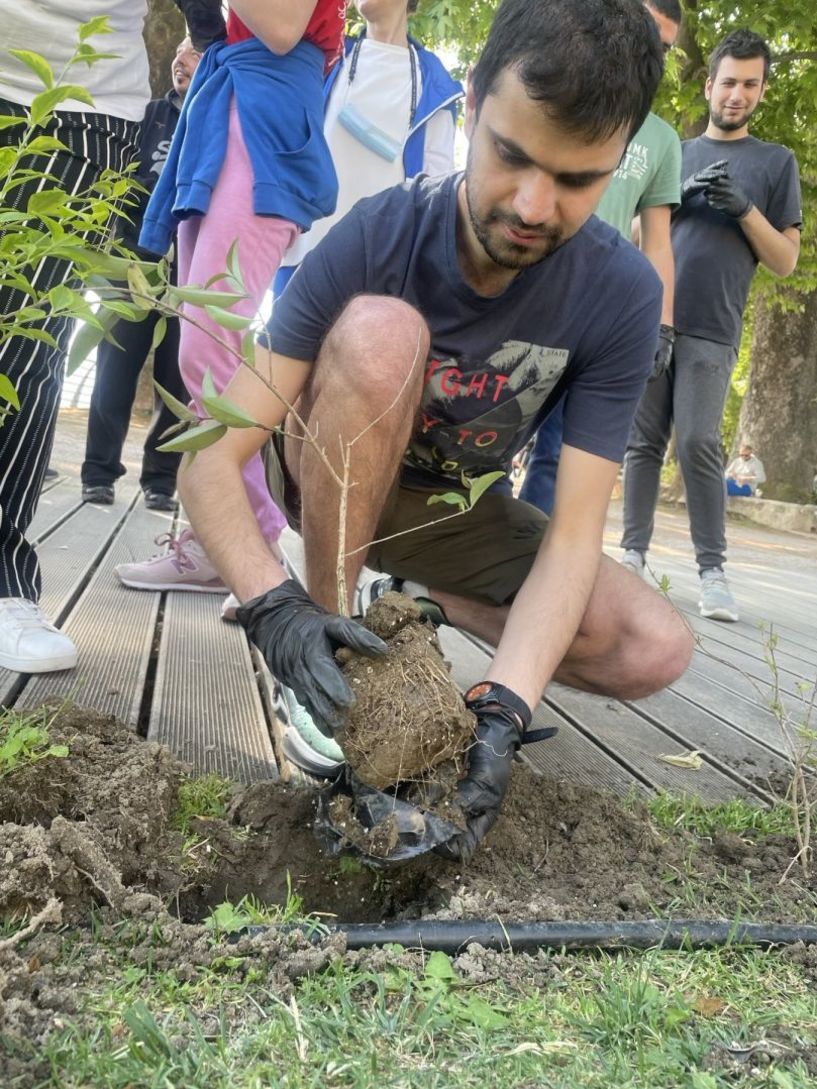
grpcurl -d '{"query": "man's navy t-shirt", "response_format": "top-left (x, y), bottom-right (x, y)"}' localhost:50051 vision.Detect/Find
top-left (265, 173), bottom-right (662, 489)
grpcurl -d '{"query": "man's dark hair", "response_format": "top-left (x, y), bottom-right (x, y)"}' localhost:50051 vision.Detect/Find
top-left (709, 29), bottom-right (771, 82)
top-left (407, 0), bottom-right (420, 12)
top-left (471, 0), bottom-right (664, 142)
top-left (645, 0), bottom-right (682, 24)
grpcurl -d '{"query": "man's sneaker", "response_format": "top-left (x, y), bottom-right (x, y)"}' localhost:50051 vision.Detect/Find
top-left (114, 529), bottom-right (227, 593)
top-left (620, 549), bottom-right (646, 577)
top-left (699, 568), bottom-right (739, 622)
top-left (274, 685), bottom-right (344, 777)
top-left (356, 576), bottom-right (450, 626)
top-left (221, 592), bottom-right (239, 622)
top-left (143, 489), bottom-right (177, 512)
top-left (0, 598), bottom-right (77, 673)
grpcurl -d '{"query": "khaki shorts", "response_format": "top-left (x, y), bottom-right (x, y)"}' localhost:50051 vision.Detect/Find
top-left (263, 435), bottom-right (548, 606)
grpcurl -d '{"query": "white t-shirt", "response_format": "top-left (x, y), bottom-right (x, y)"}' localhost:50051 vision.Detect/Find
top-left (0, 0), bottom-right (150, 122)
top-left (284, 37), bottom-right (454, 267)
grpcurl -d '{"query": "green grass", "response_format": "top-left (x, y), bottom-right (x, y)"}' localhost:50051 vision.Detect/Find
top-left (0, 704), bottom-right (68, 780)
top-left (172, 773), bottom-right (234, 835)
top-left (4, 918), bottom-right (817, 1089)
top-left (644, 793), bottom-right (796, 840)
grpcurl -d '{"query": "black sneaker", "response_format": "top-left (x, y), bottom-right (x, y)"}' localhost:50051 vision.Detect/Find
top-left (356, 577), bottom-right (450, 626)
top-left (82, 484), bottom-right (115, 505)
top-left (143, 490), bottom-right (177, 512)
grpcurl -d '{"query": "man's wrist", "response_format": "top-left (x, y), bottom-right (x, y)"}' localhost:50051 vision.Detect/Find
top-left (464, 681), bottom-right (532, 731)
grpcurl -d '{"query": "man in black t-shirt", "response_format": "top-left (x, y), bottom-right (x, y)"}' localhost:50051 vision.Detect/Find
top-left (175, 0), bottom-right (695, 861)
top-left (621, 29), bottom-right (802, 622)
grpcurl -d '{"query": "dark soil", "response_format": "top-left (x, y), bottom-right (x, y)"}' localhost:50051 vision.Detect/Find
top-left (2, 703), bottom-right (816, 1080)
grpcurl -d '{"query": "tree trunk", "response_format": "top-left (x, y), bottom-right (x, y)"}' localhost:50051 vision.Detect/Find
top-left (144, 0), bottom-right (187, 99)
top-left (738, 292), bottom-right (817, 502)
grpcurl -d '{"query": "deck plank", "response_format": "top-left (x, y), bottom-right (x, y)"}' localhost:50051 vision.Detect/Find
top-left (0, 482), bottom-right (140, 705)
top-left (15, 500), bottom-right (166, 728)
top-left (147, 591), bottom-right (278, 783)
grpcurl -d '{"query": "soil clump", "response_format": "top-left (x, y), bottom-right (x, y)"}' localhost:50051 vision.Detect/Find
top-left (337, 592), bottom-right (474, 790)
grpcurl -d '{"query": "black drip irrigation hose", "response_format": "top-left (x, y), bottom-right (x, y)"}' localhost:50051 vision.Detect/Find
top-left (246, 918), bottom-right (817, 954)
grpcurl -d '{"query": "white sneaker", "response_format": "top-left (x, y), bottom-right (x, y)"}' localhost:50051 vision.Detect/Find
top-left (221, 592), bottom-right (240, 622)
top-left (621, 549), bottom-right (646, 577)
top-left (0, 598), bottom-right (77, 673)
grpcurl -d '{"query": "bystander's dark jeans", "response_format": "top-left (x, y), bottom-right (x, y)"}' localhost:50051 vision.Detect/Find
top-left (518, 394), bottom-right (565, 517)
top-left (622, 333), bottom-right (738, 572)
top-left (82, 306), bottom-right (186, 495)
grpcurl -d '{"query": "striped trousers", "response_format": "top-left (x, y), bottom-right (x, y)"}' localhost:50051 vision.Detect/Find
top-left (0, 102), bottom-right (139, 601)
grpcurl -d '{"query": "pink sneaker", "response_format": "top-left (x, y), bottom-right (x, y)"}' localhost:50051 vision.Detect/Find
top-left (114, 529), bottom-right (228, 593)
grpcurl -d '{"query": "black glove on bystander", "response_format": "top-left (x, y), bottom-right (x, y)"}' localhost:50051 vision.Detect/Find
top-left (703, 171), bottom-right (753, 220)
top-left (174, 0), bottom-right (227, 52)
top-left (680, 159), bottom-right (728, 203)
top-left (651, 324), bottom-right (675, 381)
top-left (236, 580), bottom-right (388, 737)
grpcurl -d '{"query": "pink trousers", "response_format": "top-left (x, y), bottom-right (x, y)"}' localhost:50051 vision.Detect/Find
top-left (177, 106), bottom-right (298, 543)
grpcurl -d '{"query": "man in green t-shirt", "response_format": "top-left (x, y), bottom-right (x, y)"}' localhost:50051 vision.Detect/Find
top-left (519, 0), bottom-right (681, 515)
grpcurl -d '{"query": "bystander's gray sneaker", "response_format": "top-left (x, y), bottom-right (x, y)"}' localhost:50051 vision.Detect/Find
top-left (699, 568), bottom-right (739, 622)
top-left (620, 549), bottom-right (646, 577)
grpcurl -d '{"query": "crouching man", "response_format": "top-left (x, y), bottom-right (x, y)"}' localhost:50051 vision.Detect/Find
top-left (178, 0), bottom-right (694, 860)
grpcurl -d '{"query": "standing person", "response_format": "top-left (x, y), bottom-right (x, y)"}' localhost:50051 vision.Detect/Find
top-left (519, 0), bottom-right (682, 517)
top-left (274, 0), bottom-right (463, 300)
top-left (0, 2), bottom-right (147, 675)
top-left (172, 0), bottom-right (694, 853)
top-left (81, 38), bottom-right (202, 512)
top-left (621, 29), bottom-right (802, 621)
top-left (114, 1), bottom-right (346, 598)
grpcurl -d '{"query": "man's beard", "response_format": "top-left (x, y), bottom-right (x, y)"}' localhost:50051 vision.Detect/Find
top-left (464, 168), bottom-right (564, 270)
top-left (710, 103), bottom-right (756, 132)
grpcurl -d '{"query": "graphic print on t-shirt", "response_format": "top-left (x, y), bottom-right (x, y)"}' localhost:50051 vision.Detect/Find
top-left (405, 340), bottom-right (569, 482)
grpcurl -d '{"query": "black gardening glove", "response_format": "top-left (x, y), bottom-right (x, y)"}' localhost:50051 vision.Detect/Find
top-left (680, 159), bottom-right (728, 203)
top-left (651, 324), bottom-right (675, 381)
top-left (436, 683), bottom-right (555, 864)
top-left (703, 170), bottom-right (753, 220)
top-left (236, 580), bottom-right (388, 737)
top-left (174, 0), bottom-right (227, 52)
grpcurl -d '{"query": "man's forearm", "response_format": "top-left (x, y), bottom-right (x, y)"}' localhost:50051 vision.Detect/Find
top-left (178, 450), bottom-right (289, 603)
top-left (739, 208), bottom-right (800, 277)
top-left (485, 535), bottom-right (601, 709)
top-left (228, 1), bottom-right (316, 54)
top-left (639, 205), bottom-right (675, 326)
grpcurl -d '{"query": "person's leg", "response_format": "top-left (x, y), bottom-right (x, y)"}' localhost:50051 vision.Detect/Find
top-left (284, 295), bottom-right (430, 611)
top-left (177, 105), bottom-right (297, 544)
top-left (672, 334), bottom-right (737, 573)
top-left (620, 367), bottom-right (674, 558)
top-left (518, 395), bottom-right (565, 515)
top-left (140, 312), bottom-right (184, 496)
top-left (82, 308), bottom-right (154, 490)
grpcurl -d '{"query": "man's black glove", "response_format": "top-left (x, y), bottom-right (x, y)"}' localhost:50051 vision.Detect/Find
top-left (174, 0), bottom-right (227, 52)
top-left (703, 170), bottom-right (753, 220)
top-left (236, 580), bottom-right (388, 736)
top-left (436, 683), bottom-right (542, 863)
top-left (680, 159), bottom-right (728, 203)
top-left (651, 324), bottom-right (675, 381)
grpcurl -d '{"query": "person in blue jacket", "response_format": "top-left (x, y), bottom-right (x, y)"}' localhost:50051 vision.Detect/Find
top-left (273, 0), bottom-right (463, 298)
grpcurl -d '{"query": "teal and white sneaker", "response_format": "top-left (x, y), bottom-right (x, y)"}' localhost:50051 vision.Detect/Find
top-left (274, 685), bottom-right (345, 777)
top-left (356, 577), bottom-right (450, 627)
top-left (699, 568), bottom-right (739, 622)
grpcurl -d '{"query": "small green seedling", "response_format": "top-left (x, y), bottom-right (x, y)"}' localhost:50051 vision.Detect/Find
top-left (0, 712), bottom-right (68, 779)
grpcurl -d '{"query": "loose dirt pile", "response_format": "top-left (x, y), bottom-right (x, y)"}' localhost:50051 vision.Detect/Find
top-left (2, 703), bottom-right (816, 1078)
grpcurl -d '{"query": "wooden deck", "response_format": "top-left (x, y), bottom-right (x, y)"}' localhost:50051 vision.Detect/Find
top-left (5, 454), bottom-right (816, 806)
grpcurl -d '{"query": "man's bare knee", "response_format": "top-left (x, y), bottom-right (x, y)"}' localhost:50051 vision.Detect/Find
top-left (316, 295), bottom-right (429, 412)
top-left (616, 606), bottom-right (694, 699)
